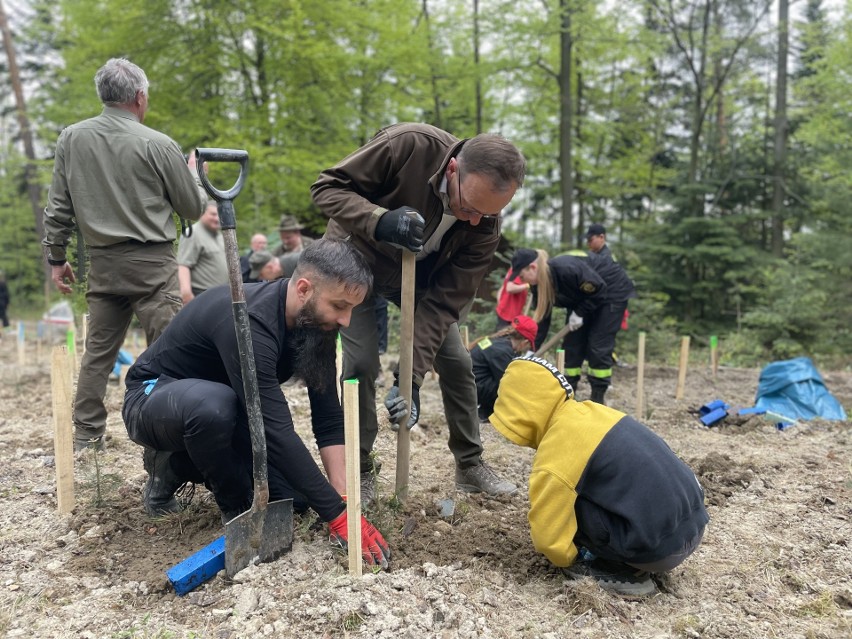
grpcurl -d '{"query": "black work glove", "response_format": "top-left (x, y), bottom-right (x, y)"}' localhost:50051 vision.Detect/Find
top-left (374, 207), bottom-right (425, 253)
top-left (384, 377), bottom-right (421, 430)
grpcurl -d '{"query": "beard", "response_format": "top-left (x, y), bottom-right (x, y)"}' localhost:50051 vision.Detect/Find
top-left (287, 297), bottom-right (338, 392)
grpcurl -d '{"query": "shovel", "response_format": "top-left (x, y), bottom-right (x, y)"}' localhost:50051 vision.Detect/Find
top-left (195, 148), bottom-right (293, 578)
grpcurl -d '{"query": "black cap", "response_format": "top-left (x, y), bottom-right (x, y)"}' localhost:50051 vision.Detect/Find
top-left (585, 223), bottom-right (606, 239)
top-left (511, 248), bottom-right (537, 274)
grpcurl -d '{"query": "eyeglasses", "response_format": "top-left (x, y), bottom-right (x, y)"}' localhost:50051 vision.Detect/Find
top-left (456, 163), bottom-right (497, 220)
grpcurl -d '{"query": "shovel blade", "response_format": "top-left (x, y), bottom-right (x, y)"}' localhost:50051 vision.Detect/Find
top-left (224, 498), bottom-right (293, 578)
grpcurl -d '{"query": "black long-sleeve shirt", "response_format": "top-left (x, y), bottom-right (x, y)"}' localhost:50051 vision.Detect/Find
top-left (127, 279), bottom-right (346, 522)
top-left (471, 336), bottom-right (517, 412)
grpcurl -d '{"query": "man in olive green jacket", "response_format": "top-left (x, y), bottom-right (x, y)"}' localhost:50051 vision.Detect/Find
top-left (312, 122), bottom-right (525, 501)
top-left (43, 58), bottom-right (207, 451)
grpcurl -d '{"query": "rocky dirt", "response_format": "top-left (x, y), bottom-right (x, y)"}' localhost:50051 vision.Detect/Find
top-left (0, 331), bottom-right (850, 639)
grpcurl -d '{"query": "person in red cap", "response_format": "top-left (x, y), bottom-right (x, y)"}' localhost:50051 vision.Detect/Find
top-left (469, 314), bottom-right (538, 422)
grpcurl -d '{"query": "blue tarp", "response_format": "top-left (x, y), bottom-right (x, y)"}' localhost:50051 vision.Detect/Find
top-left (754, 357), bottom-right (847, 422)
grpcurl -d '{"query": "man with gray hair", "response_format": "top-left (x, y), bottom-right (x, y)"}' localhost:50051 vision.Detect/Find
top-left (43, 57), bottom-right (207, 452)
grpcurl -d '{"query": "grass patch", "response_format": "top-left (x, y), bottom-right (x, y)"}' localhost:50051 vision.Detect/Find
top-left (795, 591), bottom-right (837, 618)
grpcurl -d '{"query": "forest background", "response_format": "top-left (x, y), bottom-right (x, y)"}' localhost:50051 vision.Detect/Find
top-left (0, 0), bottom-right (850, 369)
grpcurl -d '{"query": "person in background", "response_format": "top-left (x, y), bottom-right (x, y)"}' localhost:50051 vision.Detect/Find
top-left (121, 239), bottom-right (391, 569)
top-left (248, 250), bottom-right (301, 282)
top-left (240, 233), bottom-right (269, 282)
top-left (585, 223), bottom-right (608, 255)
top-left (42, 57), bottom-right (207, 451)
top-left (583, 223), bottom-right (637, 398)
top-left (0, 271), bottom-right (9, 331)
top-left (272, 214), bottom-right (313, 256)
top-left (108, 349), bottom-right (135, 383)
top-left (312, 122), bottom-right (526, 504)
top-left (514, 248), bottom-right (623, 405)
top-left (177, 200), bottom-right (229, 304)
top-left (491, 356), bottom-right (708, 597)
top-left (494, 256), bottom-right (530, 331)
top-left (470, 314), bottom-right (537, 423)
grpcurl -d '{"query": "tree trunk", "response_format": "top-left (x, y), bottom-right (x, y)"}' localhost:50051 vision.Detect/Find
top-left (574, 60), bottom-right (584, 249)
top-left (473, 0), bottom-right (482, 134)
top-left (422, 0), bottom-right (443, 129)
top-left (0, 0), bottom-right (50, 302)
top-left (771, 0), bottom-right (789, 258)
top-left (559, 0), bottom-right (574, 248)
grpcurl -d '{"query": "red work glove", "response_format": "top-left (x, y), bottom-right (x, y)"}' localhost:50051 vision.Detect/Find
top-left (328, 511), bottom-right (391, 569)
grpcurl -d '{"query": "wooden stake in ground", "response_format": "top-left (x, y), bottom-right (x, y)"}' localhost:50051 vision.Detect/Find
top-left (343, 379), bottom-right (362, 576)
top-left (66, 326), bottom-right (77, 373)
top-left (394, 251), bottom-right (416, 501)
top-left (17, 321), bottom-right (25, 368)
top-left (675, 336), bottom-right (690, 400)
top-left (51, 346), bottom-right (75, 514)
top-left (335, 334), bottom-right (343, 404)
top-left (556, 348), bottom-right (565, 373)
top-left (710, 335), bottom-right (718, 379)
top-left (636, 332), bottom-right (646, 418)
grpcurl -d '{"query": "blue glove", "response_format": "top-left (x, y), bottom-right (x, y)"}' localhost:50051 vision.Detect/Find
top-left (384, 379), bottom-right (420, 430)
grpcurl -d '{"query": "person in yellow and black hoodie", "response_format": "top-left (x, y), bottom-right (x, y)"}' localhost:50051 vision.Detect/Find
top-left (490, 355), bottom-right (708, 597)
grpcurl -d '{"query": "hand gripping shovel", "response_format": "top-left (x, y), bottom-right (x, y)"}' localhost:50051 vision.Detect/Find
top-left (195, 148), bottom-right (293, 578)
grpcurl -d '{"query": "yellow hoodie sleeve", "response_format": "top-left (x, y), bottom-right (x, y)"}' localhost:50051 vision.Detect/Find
top-left (528, 468), bottom-right (579, 567)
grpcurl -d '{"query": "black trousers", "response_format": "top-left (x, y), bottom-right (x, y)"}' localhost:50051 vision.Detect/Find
top-left (123, 376), bottom-right (309, 514)
top-left (563, 301), bottom-right (628, 391)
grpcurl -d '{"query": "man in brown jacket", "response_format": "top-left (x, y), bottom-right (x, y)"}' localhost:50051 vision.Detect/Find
top-left (312, 123), bottom-right (525, 502)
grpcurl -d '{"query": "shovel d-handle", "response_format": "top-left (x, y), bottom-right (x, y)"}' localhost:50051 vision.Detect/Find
top-left (194, 148), bottom-right (249, 230)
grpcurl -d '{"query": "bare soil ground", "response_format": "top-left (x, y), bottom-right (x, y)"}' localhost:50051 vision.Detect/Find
top-left (0, 333), bottom-right (850, 639)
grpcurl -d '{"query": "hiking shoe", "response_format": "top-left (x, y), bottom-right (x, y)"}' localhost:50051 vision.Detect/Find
top-left (455, 462), bottom-right (517, 496)
top-left (142, 448), bottom-right (184, 516)
top-left (562, 558), bottom-right (656, 597)
top-left (74, 434), bottom-right (105, 452)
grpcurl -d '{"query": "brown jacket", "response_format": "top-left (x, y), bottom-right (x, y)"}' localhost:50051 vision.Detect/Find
top-left (312, 123), bottom-right (501, 383)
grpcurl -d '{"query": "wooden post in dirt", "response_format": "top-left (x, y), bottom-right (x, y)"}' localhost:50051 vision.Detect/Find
top-left (335, 334), bottom-right (343, 404)
top-left (675, 336), bottom-right (690, 400)
top-left (394, 252), bottom-right (416, 501)
top-left (51, 346), bottom-right (75, 514)
top-left (66, 326), bottom-right (77, 373)
top-left (17, 321), bottom-right (25, 368)
top-left (556, 349), bottom-right (565, 373)
top-left (343, 379), bottom-right (362, 577)
top-left (636, 332), bottom-right (646, 418)
top-left (710, 335), bottom-right (718, 379)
